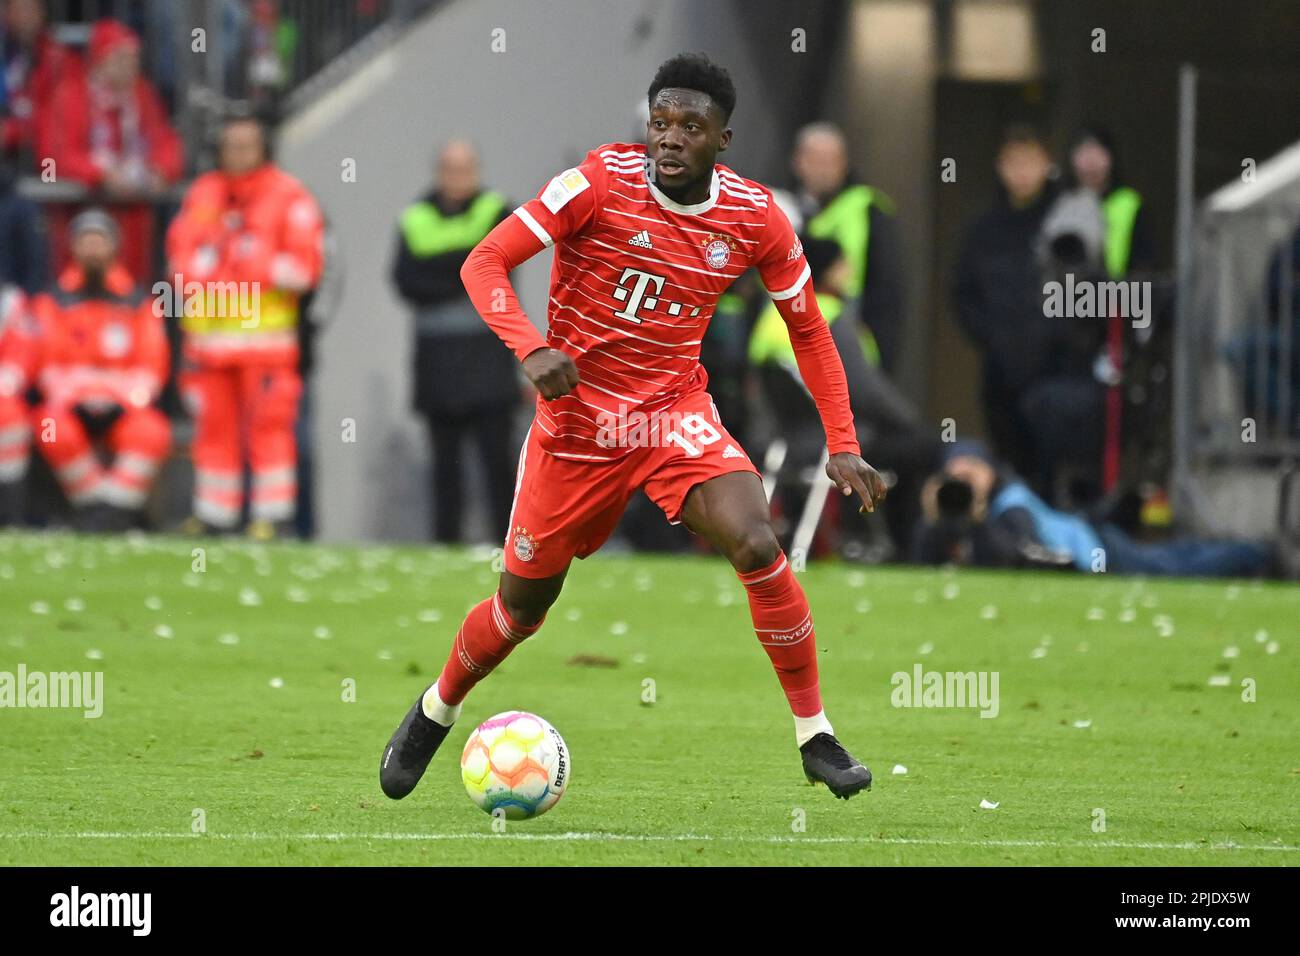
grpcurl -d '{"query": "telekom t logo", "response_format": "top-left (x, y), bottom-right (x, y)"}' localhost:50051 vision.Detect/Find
top-left (611, 267), bottom-right (665, 324)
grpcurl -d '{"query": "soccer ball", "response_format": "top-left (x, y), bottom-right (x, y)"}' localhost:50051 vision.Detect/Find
top-left (460, 711), bottom-right (570, 819)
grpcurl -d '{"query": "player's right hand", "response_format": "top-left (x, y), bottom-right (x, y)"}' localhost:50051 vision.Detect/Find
top-left (522, 348), bottom-right (579, 400)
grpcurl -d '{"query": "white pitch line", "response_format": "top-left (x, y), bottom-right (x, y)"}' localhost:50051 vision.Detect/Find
top-left (0, 832), bottom-right (1295, 852)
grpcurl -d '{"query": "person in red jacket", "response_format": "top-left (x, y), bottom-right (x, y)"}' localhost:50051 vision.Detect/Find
top-left (26, 208), bottom-right (171, 530)
top-left (2, 0), bottom-right (84, 164)
top-left (166, 112), bottom-right (323, 538)
top-left (39, 18), bottom-right (183, 283)
top-left (0, 283), bottom-right (36, 523)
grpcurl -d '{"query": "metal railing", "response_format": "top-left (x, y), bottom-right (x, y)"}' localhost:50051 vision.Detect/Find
top-left (1175, 135), bottom-right (1300, 537)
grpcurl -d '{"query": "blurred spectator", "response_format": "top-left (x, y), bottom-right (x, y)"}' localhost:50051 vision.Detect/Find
top-left (0, 156), bottom-right (48, 291)
top-left (790, 122), bottom-right (905, 376)
top-left (750, 235), bottom-right (942, 557)
top-left (40, 17), bottom-right (182, 283)
top-left (167, 111), bottom-right (323, 540)
top-left (1224, 225), bottom-right (1300, 440)
top-left (1024, 126), bottom-right (1155, 501)
top-left (953, 123), bottom-right (1057, 484)
top-left (0, 282), bottom-right (32, 522)
top-left (391, 138), bottom-right (518, 544)
top-left (913, 449), bottom-right (1275, 578)
top-left (1048, 125), bottom-right (1154, 279)
top-left (2, 0), bottom-right (82, 165)
top-left (24, 208), bottom-right (171, 530)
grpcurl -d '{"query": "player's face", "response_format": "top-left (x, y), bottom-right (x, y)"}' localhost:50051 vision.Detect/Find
top-left (647, 89), bottom-right (730, 196)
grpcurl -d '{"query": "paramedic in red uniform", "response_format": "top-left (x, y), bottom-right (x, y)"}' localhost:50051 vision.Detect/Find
top-left (26, 208), bottom-right (171, 530)
top-left (166, 111), bottom-right (323, 538)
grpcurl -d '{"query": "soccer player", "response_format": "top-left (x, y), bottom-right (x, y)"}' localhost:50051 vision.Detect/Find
top-left (380, 54), bottom-right (887, 801)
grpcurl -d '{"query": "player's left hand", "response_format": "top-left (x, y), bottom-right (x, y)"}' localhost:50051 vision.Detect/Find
top-left (827, 452), bottom-right (888, 514)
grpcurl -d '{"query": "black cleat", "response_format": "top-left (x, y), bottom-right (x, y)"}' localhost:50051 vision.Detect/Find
top-left (800, 732), bottom-right (872, 799)
top-left (380, 686), bottom-right (453, 799)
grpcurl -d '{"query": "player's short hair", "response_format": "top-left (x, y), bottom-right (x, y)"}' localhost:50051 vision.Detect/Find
top-left (647, 53), bottom-right (736, 124)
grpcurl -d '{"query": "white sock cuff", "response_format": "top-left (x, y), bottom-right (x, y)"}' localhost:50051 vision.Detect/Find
top-left (794, 710), bottom-right (834, 747)
top-left (421, 681), bottom-right (461, 727)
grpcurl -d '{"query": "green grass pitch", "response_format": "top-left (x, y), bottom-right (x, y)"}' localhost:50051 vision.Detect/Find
top-left (0, 530), bottom-right (1296, 866)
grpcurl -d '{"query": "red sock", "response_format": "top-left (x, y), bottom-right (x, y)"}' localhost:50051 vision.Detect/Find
top-left (436, 592), bottom-right (544, 706)
top-left (738, 552), bottom-right (823, 718)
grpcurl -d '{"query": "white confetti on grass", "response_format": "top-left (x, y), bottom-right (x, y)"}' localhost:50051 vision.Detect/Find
top-left (564, 608), bottom-right (583, 622)
top-left (1207, 674), bottom-right (1231, 687)
top-left (417, 609), bottom-right (443, 623)
top-left (377, 650), bottom-right (393, 661)
top-left (979, 799), bottom-right (1000, 810)
top-left (238, 587), bottom-right (262, 607)
top-left (1086, 607), bottom-right (1105, 621)
top-left (609, 621), bottom-right (628, 636)
top-left (979, 605), bottom-right (998, 620)
top-left (892, 765), bottom-right (908, 775)
top-left (85, 649), bottom-right (103, 661)
top-left (1072, 719), bottom-right (1093, 729)
top-left (942, 582), bottom-right (959, 600)
top-left (217, 633), bottom-right (239, 646)
top-left (1031, 646), bottom-right (1048, 659)
top-left (1254, 629), bottom-right (1269, 644)
top-left (64, 597), bottom-right (85, 612)
top-left (153, 624), bottom-right (174, 639)
top-left (917, 642), bottom-right (934, 656)
top-left (1223, 646), bottom-right (1240, 659)
top-left (854, 599), bottom-right (872, 613)
top-left (269, 677), bottom-right (284, 689)
top-left (144, 595), bottom-right (162, 611)
top-left (1118, 607), bottom-right (1136, 623)
top-left (1266, 642), bottom-right (1279, 655)
top-left (313, 626), bottom-right (331, 640)
top-left (1154, 614), bottom-right (1175, 637)
top-left (29, 601), bottom-right (49, 615)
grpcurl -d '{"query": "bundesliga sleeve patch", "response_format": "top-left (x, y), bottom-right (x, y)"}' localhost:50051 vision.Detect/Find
top-left (541, 168), bottom-right (590, 214)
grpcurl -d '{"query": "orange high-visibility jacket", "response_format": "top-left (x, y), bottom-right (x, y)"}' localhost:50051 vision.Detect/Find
top-left (26, 265), bottom-right (170, 412)
top-left (0, 288), bottom-right (38, 399)
top-left (166, 163), bottom-right (325, 367)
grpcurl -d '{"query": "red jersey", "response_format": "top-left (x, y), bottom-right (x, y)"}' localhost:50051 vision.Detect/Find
top-left (461, 142), bottom-right (858, 462)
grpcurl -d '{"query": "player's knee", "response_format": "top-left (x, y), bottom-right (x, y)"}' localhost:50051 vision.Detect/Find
top-left (728, 522), bottom-right (780, 574)
top-left (500, 596), bottom-right (549, 630)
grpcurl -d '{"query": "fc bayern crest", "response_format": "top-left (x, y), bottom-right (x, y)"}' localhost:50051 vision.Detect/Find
top-left (512, 527), bottom-right (536, 563)
top-left (704, 238), bottom-right (731, 270)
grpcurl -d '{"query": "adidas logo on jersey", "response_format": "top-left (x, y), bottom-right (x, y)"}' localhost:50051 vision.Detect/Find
top-left (628, 230), bottom-right (654, 249)
top-left (722, 444), bottom-right (744, 460)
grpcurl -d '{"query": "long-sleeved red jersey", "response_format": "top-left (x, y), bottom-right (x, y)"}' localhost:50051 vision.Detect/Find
top-left (459, 142), bottom-right (859, 461)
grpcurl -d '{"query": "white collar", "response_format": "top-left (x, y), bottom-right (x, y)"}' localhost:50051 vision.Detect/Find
top-left (645, 162), bottom-right (720, 215)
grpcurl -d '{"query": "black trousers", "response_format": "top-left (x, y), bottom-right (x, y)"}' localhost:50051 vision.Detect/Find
top-left (424, 406), bottom-right (516, 544)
